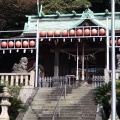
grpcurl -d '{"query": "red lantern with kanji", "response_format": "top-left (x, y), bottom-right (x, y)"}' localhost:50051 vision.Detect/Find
top-left (16, 41), bottom-right (21, 48)
top-left (1, 41), bottom-right (7, 48)
top-left (91, 29), bottom-right (97, 35)
top-left (47, 31), bottom-right (53, 37)
top-left (54, 30), bottom-right (60, 37)
top-left (69, 29), bottom-right (75, 36)
top-left (29, 40), bottom-right (35, 47)
top-left (99, 28), bottom-right (105, 35)
top-left (8, 41), bottom-right (14, 48)
top-left (40, 31), bottom-right (46, 37)
top-left (118, 39), bottom-right (120, 45)
top-left (84, 29), bottom-right (90, 36)
top-left (76, 29), bottom-right (82, 36)
top-left (23, 41), bottom-right (28, 47)
top-left (62, 30), bottom-right (68, 36)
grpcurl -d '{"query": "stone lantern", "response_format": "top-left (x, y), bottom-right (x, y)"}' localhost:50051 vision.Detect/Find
top-left (0, 87), bottom-right (11, 120)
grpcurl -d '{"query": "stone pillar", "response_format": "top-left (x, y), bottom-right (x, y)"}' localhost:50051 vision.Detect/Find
top-left (0, 87), bottom-right (11, 120)
top-left (104, 68), bottom-right (110, 83)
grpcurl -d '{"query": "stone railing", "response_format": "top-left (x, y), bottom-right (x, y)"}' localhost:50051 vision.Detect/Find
top-left (39, 75), bottom-right (76, 87)
top-left (0, 70), bottom-right (35, 87)
top-left (92, 75), bottom-right (105, 87)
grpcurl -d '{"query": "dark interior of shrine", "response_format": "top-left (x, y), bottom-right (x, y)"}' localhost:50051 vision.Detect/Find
top-left (0, 37), bottom-right (108, 79)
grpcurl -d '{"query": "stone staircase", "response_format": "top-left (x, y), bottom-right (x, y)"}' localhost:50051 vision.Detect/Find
top-left (21, 86), bottom-right (97, 120)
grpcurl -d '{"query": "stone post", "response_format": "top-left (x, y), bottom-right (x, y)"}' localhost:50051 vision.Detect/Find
top-left (0, 87), bottom-right (11, 120)
top-left (104, 68), bottom-right (110, 83)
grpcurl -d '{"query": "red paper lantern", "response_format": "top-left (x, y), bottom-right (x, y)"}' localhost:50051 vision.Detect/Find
top-left (91, 29), bottom-right (97, 35)
top-left (8, 41), bottom-right (14, 48)
top-left (23, 41), bottom-right (28, 47)
top-left (47, 31), bottom-right (53, 37)
top-left (54, 30), bottom-right (60, 37)
top-left (99, 28), bottom-right (105, 35)
top-left (76, 29), bottom-right (82, 36)
top-left (62, 30), bottom-right (68, 36)
top-left (40, 31), bottom-right (46, 37)
top-left (118, 39), bottom-right (120, 45)
top-left (16, 41), bottom-right (21, 48)
top-left (1, 41), bottom-right (7, 48)
top-left (110, 40), bottom-right (116, 45)
top-left (29, 40), bottom-right (35, 47)
top-left (69, 29), bottom-right (75, 36)
top-left (84, 29), bottom-right (90, 36)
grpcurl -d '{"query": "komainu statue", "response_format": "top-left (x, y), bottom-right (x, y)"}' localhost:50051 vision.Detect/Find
top-left (116, 54), bottom-right (120, 79)
top-left (12, 57), bottom-right (28, 72)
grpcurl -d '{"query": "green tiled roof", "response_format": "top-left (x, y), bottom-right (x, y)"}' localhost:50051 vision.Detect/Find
top-left (22, 8), bottom-right (120, 36)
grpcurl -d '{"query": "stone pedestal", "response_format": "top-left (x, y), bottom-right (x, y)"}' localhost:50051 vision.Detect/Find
top-left (0, 87), bottom-right (11, 120)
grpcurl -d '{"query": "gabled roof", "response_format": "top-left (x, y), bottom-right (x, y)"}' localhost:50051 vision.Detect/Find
top-left (22, 8), bottom-right (120, 36)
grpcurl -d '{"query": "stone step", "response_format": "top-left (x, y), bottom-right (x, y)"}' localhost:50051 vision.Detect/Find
top-left (22, 113), bottom-right (38, 120)
top-left (35, 108), bottom-right (96, 114)
top-left (31, 102), bottom-right (96, 107)
top-left (21, 86), bottom-right (97, 120)
top-left (32, 102), bottom-right (96, 107)
top-left (32, 99), bottom-right (95, 103)
top-left (38, 116), bottom-right (81, 120)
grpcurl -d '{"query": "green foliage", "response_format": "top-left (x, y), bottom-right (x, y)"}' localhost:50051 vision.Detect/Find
top-left (94, 80), bottom-right (120, 119)
top-left (0, 0), bottom-right (37, 38)
top-left (8, 84), bottom-right (23, 98)
top-left (94, 82), bottom-right (111, 106)
top-left (0, 85), bottom-right (23, 120)
top-left (9, 97), bottom-right (23, 120)
top-left (41, 0), bottom-right (91, 14)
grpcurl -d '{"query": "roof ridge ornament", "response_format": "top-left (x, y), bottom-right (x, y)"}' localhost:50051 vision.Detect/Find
top-left (82, 6), bottom-right (94, 18)
top-left (72, 10), bottom-right (77, 16)
top-left (105, 9), bottom-right (109, 14)
top-left (56, 11), bottom-right (61, 16)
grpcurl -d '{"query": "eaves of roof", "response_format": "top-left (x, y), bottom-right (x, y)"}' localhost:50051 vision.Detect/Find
top-left (23, 8), bottom-right (120, 35)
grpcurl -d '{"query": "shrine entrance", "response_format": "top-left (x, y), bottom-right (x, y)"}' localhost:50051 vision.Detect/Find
top-left (0, 8), bottom-right (113, 87)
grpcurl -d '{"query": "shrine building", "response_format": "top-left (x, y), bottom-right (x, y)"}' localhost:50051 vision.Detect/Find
top-left (0, 7), bottom-right (119, 87)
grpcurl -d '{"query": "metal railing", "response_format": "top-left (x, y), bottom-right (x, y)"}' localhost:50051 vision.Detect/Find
top-left (51, 81), bottom-right (66, 120)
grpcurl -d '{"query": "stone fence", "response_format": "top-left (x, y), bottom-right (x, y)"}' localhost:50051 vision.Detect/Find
top-left (0, 70), bottom-right (35, 87)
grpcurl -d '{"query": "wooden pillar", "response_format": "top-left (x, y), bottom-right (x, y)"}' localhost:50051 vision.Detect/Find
top-left (86, 59), bottom-right (88, 81)
top-left (54, 45), bottom-right (59, 77)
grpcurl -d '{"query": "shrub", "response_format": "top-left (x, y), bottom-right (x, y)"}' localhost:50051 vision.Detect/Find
top-left (94, 80), bottom-right (120, 119)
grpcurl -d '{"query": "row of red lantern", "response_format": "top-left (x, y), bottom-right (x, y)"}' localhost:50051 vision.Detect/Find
top-left (1, 40), bottom-right (35, 48)
top-left (110, 39), bottom-right (120, 45)
top-left (40, 28), bottom-right (106, 37)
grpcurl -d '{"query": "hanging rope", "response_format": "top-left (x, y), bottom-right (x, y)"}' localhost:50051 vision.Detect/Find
top-left (60, 49), bottom-right (101, 61)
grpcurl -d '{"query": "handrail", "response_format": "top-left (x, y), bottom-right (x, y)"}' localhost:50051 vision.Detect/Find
top-left (51, 81), bottom-right (66, 120)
